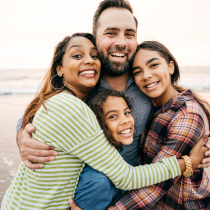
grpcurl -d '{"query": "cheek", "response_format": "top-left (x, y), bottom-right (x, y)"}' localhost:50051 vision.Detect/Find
top-left (134, 76), bottom-right (143, 89)
top-left (98, 38), bottom-right (114, 51)
top-left (107, 122), bottom-right (117, 136)
top-left (127, 40), bottom-right (137, 54)
top-left (164, 72), bottom-right (172, 84)
top-left (96, 60), bottom-right (101, 70)
top-left (131, 118), bottom-right (135, 128)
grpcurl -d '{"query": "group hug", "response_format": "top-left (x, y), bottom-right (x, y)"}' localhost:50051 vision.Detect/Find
top-left (2, 0), bottom-right (210, 209)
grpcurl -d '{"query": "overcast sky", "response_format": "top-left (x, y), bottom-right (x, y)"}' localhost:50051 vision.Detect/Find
top-left (0, 0), bottom-right (210, 69)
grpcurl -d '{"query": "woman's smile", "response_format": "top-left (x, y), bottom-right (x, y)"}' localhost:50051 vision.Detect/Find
top-left (57, 36), bottom-right (101, 94)
top-left (79, 68), bottom-right (97, 77)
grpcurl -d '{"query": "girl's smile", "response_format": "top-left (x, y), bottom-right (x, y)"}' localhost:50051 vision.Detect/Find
top-left (102, 96), bottom-right (134, 145)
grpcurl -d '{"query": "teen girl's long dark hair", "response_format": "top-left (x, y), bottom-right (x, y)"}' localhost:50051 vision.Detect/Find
top-left (135, 41), bottom-right (210, 127)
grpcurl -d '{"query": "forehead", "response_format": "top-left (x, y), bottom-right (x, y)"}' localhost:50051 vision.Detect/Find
top-left (103, 96), bottom-right (128, 111)
top-left (67, 36), bottom-right (95, 50)
top-left (97, 8), bottom-right (136, 33)
top-left (134, 49), bottom-right (162, 62)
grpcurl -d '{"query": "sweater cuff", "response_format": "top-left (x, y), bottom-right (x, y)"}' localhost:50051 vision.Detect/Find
top-left (160, 156), bottom-right (181, 178)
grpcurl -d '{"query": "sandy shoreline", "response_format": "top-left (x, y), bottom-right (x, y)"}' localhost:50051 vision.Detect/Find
top-left (0, 91), bottom-right (210, 203)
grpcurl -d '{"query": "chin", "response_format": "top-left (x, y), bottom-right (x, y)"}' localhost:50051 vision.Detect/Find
top-left (83, 81), bottom-right (98, 88)
top-left (122, 139), bottom-right (133, 145)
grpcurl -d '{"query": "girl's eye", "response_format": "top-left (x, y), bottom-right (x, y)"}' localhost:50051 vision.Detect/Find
top-left (151, 63), bottom-right (158, 68)
top-left (133, 70), bottom-right (141, 76)
top-left (109, 115), bottom-right (117, 119)
top-left (125, 111), bottom-right (131, 116)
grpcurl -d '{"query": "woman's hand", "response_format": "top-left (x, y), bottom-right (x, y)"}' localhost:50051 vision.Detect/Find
top-left (189, 132), bottom-right (209, 169)
top-left (17, 123), bottom-right (58, 169)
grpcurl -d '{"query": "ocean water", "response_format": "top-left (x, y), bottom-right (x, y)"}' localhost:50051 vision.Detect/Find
top-left (0, 69), bottom-right (47, 95)
top-left (0, 66), bottom-right (210, 95)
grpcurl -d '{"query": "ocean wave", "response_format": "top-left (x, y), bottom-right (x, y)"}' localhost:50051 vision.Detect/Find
top-left (0, 88), bottom-right (38, 95)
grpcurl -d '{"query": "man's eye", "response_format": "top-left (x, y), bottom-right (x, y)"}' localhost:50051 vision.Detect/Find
top-left (126, 33), bottom-right (135, 37)
top-left (106, 32), bottom-right (115, 36)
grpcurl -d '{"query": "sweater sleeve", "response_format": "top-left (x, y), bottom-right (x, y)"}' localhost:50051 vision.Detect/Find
top-left (32, 92), bottom-right (181, 191)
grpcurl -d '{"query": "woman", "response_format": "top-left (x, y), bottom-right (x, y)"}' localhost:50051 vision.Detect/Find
top-left (108, 41), bottom-right (210, 209)
top-left (1, 34), bottom-right (189, 210)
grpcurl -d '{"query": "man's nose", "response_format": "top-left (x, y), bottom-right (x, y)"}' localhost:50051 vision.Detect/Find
top-left (115, 34), bottom-right (127, 49)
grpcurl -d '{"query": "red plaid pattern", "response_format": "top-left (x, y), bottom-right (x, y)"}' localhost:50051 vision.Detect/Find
top-left (108, 90), bottom-right (210, 210)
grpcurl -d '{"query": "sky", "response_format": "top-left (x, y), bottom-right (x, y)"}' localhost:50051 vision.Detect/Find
top-left (0, 0), bottom-right (210, 69)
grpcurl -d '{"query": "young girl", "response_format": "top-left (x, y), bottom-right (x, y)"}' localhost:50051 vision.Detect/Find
top-left (74, 89), bottom-right (135, 209)
top-left (1, 34), bottom-right (192, 210)
top-left (108, 41), bottom-right (210, 210)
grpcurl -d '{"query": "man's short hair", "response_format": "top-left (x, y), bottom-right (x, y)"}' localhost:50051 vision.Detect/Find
top-left (93, 0), bottom-right (138, 37)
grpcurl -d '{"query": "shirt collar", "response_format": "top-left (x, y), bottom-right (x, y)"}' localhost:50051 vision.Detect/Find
top-left (152, 89), bottom-right (194, 118)
top-left (100, 75), bottom-right (135, 90)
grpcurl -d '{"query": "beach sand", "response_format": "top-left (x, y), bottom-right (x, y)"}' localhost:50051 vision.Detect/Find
top-left (0, 91), bottom-right (210, 203)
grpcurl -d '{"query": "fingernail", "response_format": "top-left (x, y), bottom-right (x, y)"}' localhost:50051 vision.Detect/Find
top-left (69, 198), bottom-right (73, 204)
top-left (39, 164), bottom-right (44, 168)
top-left (50, 146), bottom-right (55, 150)
top-left (49, 157), bottom-right (55, 161)
top-left (197, 165), bottom-right (200, 168)
top-left (207, 144), bottom-right (210, 148)
top-left (53, 152), bottom-right (58, 156)
top-left (203, 160), bottom-right (206, 164)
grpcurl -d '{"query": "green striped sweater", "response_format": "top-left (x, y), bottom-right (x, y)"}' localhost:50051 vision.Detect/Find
top-left (2, 92), bottom-right (181, 210)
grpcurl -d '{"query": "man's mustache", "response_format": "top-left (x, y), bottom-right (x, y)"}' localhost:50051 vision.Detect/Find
top-left (107, 46), bottom-right (129, 55)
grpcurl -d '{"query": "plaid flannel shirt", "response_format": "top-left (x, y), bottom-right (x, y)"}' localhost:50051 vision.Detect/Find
top-left (108, 90), bottom-right (210, 210)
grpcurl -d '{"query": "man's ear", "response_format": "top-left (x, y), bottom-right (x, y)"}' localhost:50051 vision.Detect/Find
top-left (169, 61), bottom-right (175, 75)
top-left (56, 65), bottom-right (63, 77)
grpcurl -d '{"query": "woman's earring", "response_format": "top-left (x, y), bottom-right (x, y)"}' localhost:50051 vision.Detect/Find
top-left (50, 74), bottom-right (67, 90)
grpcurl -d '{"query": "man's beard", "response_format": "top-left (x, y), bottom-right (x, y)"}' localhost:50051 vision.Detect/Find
top-left (98, 47), bottom-right (134, 77)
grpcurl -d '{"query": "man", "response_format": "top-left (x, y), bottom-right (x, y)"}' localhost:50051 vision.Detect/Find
top-left (17, 0), bottom-right (210, 209)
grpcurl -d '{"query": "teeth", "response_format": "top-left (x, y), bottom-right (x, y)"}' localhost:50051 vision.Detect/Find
top-left (119, 129), bottom-right (131, 135)
top-left (146, 82), bottom-right (158, 88)
top-left (111, 53), bottom-right (125, 57)
top-left (80, 70), bottom-right (95, 75)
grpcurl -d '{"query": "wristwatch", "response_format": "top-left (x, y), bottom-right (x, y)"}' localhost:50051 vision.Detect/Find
top-left (182, 155), bottom-right (193, 177)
